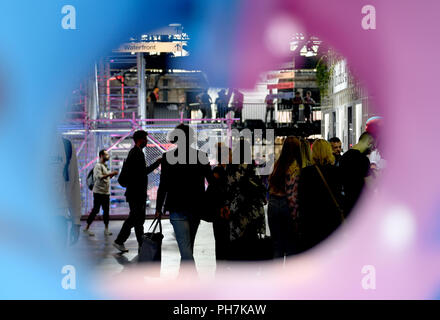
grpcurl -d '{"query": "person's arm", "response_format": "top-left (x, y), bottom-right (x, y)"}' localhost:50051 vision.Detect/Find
top-left (94, 164), bottom-right (117, 180)
top-left (146, 156), bottom-right (162, 174)
top-left (155, 156), bottom-right (169, 216)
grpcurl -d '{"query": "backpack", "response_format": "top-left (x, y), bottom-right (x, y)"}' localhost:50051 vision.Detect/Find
top-left (118, 159), bottom-right (129, 188)
top-left (86, 167), bottom-right (95, 191)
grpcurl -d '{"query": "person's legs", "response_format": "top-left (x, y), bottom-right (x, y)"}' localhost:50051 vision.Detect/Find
top-left (114, 200), bottom-right (139, 245)
top-left (86, 193), bottom-right (102, 227)
top-left (278, 199), bottom-right (291, 257)
top-left (170, 212), bottom-right (194, 262)
top-left (213, 219), bottom-right (230, 261)
top-left (205, 105), bottom-right (212, 122)
top-left (267, 196), bottom-right (284, 259)
top-left (133, 202), bottom-right (146, 246)
top-left (235, 110), bottom-right (242, 123)
top-left (189, 216), bottom-right (200, 253)
top-left (102, 194), bottom-right (110, 227)
top-left (200, 108), bottom-right (206, 123)
top-left (304, 106), bottom-right (311, 123)
top-left (292, 107), bottom-right (299, 124)
top-left (147, 103), bottom-right (155, 121)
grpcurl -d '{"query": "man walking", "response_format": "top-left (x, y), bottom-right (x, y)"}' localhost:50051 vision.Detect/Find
top-left (113, 130), bottom-right (161, 253)
top-left (83, 149), bottom-right (118, 236)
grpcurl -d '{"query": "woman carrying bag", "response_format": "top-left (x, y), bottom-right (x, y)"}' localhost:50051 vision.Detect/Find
top-left (297, 139), bottom-right (344, 252)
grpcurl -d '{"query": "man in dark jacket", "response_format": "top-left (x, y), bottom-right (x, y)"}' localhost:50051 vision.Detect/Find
top-left (113, 130), bottom-right (161, 253)
top-left (339, 132), bottom-right (374, 215)
top-left (155, 124), bottom-right (213, 271)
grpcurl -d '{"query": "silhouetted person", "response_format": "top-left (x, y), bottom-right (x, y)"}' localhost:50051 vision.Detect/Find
top-left (113, 130), bottom-right (161, 253)
top-left (155, 124), bottom-right (213, 272)
top-left (297, 139), bottom-right (344, 251)
top-left (265, 89), bottom-right (275, 125)
top-left (147, 87), bottom-right (159, 120)
top-left (303, 91), bottom-right (315, 123)
top-left (231, 89), bottom-right (244, 123)
top-left (339, 132), bottom-right (374, 215)
top-left (199, 89), bottom-right (212, 122)
top-left (215, 89), bottom-right (228, 119)
top-left (292, 91), bottom-right (303, 124)
top-left (268, 136), bottom-right (302, 259)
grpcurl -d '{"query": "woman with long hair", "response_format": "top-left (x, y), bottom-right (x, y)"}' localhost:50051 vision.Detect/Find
top-left (297, 139), bottom-right (344, 251)
top-left (300, 138), bottom-right (313, 168)
top-left (268, 136), bottom-right (302, 259)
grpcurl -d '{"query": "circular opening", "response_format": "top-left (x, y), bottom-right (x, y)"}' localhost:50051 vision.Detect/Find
top-left (57, 11), bottom-right (384, 292)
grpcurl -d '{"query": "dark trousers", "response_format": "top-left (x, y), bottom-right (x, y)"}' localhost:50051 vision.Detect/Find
top-left (115, 200), bottom-right (146, 246)
top-left (304, 105), bottom-right (311, 123)
top-left (265, 108), bottom-right (274, 124)
top-left (217, 107), bottom-right (227, 119)
top-left (213, 218), bottom-right (230, 261)
top-left (87, 193), bottom-right (110, 226)
top-left (267, 195), bottom-right (295, 258)
top-left (234, 110), bottom-right (242, 123)
top-left (146, 103), bottom-right (155, 121)
top-left (200, 108), bottom-right (206, 123)
top-left (292, 107), bottom-right (299, 124)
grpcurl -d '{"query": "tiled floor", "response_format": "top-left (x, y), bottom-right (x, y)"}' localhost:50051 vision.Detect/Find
top-left (75, 208), bottom-right (270, 280)
top-left (76, 219), bottom-right (217, 280)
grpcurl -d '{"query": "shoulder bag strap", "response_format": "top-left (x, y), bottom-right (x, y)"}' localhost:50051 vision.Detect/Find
top-left (314, 165), bottom-right (345, 222)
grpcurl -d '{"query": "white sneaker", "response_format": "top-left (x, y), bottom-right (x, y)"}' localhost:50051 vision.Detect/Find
top-left (104, 229), bottom-right (113, 236)
top-left (113, 241), bottom-right (129, 253)
top-left (83, 229), bottom-right (95, 236)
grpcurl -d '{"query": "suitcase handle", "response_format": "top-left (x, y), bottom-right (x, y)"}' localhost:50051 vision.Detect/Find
top-left (148, 217), bottom-right (162, 235)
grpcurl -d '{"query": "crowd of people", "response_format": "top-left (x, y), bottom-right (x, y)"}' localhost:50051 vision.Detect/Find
top-left (81, 122), bottom-right (381, 274)
top-left (195, 89), bottom-right (243, 123)
top-left (265, 90), bottom-right (316, 125)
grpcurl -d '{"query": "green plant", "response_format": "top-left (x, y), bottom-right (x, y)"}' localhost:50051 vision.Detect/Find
top-left (316, 56), bottom-right (333, 100)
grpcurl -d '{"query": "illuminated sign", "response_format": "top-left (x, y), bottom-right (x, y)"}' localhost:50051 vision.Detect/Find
top-left (115, 42), bottom-right (186, 53)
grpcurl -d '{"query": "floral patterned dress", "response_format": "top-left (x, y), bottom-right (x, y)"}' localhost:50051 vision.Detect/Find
top-left (285, 163), bottom-right (301, 219)
top-left (224, 164), bottom-right (267, 241)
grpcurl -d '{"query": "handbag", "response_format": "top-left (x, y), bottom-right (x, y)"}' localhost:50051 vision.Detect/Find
top-left (314, 165), bottom-right (345, 223)
top-left (139, 218), bottom-right (164, 263)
